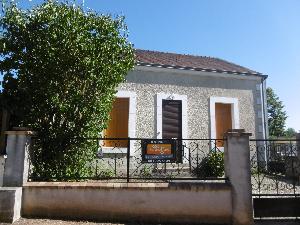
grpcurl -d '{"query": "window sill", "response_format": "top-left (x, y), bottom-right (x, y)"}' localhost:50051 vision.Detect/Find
top-left (215, 147), bottom-right (224, 152)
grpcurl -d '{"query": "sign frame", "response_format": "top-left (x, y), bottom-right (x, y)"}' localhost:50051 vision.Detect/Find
top-left (141, 139), bottom-right (177, 163)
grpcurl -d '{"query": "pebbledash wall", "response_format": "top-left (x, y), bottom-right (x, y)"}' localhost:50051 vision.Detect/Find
top-left (117, 66), bottom-right (265, 140)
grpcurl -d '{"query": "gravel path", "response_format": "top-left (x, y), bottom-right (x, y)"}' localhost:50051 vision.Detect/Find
top-left (1, 218), bottom-right (300, 225)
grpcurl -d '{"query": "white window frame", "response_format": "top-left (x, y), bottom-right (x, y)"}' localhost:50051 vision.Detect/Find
top-left (101, 91), bottom-right (136, 155)
top-left (156, 93), bottom-right (188, 162)
top-left (209, 97), bottom-right (239, 140)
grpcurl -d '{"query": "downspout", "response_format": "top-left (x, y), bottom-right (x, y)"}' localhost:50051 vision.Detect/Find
top-left (261, 75), bottom-right (268, 169)
top-left (261, 75), bottom-right (268, 139)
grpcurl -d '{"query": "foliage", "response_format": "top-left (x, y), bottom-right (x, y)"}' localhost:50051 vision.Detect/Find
top-left (96, 168), bottom-right (114, 179)
top-left (0, 1), bottom-right (135, 180)
top-left (266, 88), bottom-right (287, 137)
top-left (193, 151), bottom-right (224, 178)
top-left (139, 165), bottom-right (152, 178)
top-left (285, 127), bottom-right (296, 138)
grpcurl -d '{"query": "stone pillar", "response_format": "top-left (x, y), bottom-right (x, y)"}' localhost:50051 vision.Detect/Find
top-left (0, 155), bottom-right (6, 186)
top-left (3, 130), bottom-right (35, 187)
top-left (224, 129), bottom-right (253, 225)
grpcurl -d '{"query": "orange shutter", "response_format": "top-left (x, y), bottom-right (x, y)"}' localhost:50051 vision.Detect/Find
top-left (104, 98), bottom-right (129, 147)
top-left (215, 103), bottom-right (232, 147)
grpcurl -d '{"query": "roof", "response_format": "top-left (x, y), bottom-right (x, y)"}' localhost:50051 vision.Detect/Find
top-left (135, 49), bottom-right (264, 76)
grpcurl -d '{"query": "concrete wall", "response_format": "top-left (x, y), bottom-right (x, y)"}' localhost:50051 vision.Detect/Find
top-left (0, 187), bottom-right (22, 223)
top-left (118, 66), bottom-right (264, 140)
top-left (22, 182), bottom-right (232, 224)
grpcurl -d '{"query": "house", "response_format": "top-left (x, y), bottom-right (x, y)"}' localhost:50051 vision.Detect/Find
top-left (102, 49), bottom-right (268, 158)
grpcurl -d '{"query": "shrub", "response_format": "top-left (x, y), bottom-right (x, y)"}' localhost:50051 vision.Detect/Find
top-left (0, 1), bottom-right (134, 180)
top-left (193, 151), bottom-right (224, 178)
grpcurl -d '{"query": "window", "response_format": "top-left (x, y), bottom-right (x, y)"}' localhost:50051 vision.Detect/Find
top-left (156, 93), bottom-right (187, 163)
top-left (156, 93), bottom-right (187, 140)
top-left (104, 98), bottom-right (129, 148)
top-left (210, 97), bottom-right (239, 148)
top-left (162, 100), bottom-right (182, 139)
top-left (101, 91), bottom-right (136, 154)
top-left (215, 103), bottom-right (232, 147)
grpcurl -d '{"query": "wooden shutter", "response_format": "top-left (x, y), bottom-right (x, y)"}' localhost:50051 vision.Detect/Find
top-left (162, 100), bottom-right (182, 139)
top-left (215, 103), bottom-right (232, 147)
top-left (104, 98), bottom-right (129, 147)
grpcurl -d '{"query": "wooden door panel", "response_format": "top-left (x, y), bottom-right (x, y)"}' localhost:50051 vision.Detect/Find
top-left (162, 100), bottom-right (183, 163)
top-left (162, 100), bottom-right (182, 139)
top-left (215, 103), bottom-right (232, 147)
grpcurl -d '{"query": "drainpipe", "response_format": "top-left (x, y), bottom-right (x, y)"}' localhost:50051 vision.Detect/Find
top-left (261, 75), bottom-right (268, 139)
top-left (260, 75), bottom-right (268, 170)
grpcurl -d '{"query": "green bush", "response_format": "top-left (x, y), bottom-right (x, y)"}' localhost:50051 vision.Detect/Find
top-left (1, 1), bottom-right (134, 180)
top-left (139, 165), bottom-right (152, 178)
top-left (193, 151), bottom-right (224, 178)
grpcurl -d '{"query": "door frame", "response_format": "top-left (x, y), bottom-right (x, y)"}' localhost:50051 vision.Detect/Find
top-left (156, 93), bottom-right (187, 163)
top-left (209, 97), bottom-right (239, 140)
top-left (156, 93), bottom-right (187, 140)
top-left (101, 90), bottom-right (137, 155)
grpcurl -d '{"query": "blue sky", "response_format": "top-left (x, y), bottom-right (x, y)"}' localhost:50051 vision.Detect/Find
top-left (4, 0), bottom-right (300, 131)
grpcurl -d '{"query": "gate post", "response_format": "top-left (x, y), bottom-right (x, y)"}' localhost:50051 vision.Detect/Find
top-left (0, 129), bottom-right (35, 223)
top-left (0, 156), bottom-right (5, 186)
top-left (3, 129), bottom-right (35, 187)
top-left (224, 129), bottom-right (253, 225)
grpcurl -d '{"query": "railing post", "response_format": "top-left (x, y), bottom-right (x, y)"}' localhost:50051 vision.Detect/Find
top-left (127, 137), bottom-right (130, 183)
top-left (296, 133), bottom-right (300, 178)
top-left (297, 133), bottom-right (300, 159)
top-left (224, 129), bottom-right (253, 225)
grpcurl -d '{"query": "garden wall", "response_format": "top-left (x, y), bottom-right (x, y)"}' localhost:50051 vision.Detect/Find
top-left (22, 182), bottom-right (232, 224)
top-left (1, 129), bottom-right (254, 225)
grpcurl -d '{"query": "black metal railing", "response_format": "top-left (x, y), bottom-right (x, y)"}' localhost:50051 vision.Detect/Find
top-left (27, 137), bottom-right (227, 182)
top-left (250, 139), bottom-right (300, 196)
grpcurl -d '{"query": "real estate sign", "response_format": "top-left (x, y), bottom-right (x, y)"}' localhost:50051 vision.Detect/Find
top-left (141, 139), bottom-right (176, 163)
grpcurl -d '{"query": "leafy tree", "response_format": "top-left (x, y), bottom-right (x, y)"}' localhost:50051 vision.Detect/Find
top-left (285, 128), bottom-right (296, 138)
top-left (266, 87), bottom-right (287, 137)
top-left (0, 1), bottom-right (134, 180)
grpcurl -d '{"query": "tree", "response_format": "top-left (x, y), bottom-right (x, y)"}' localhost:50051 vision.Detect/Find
top-left (266, 87), bottom-right (287, 137)
top-left (285, 128), bottom-right (296, 138)
top-left (0, 1), bottom-right (135, 180)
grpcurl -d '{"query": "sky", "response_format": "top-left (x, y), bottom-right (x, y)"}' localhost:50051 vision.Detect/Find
top-left (3, 0), bottom-right (300, 131)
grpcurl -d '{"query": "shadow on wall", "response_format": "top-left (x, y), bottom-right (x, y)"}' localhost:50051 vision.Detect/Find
top-left (127, 70), bottom-right (259, 91)
top-left (0, 156), bottom-right (5, 186)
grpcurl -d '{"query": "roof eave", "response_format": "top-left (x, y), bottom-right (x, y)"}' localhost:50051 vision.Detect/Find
top-left (136, 61), bottom-right (267, 79)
